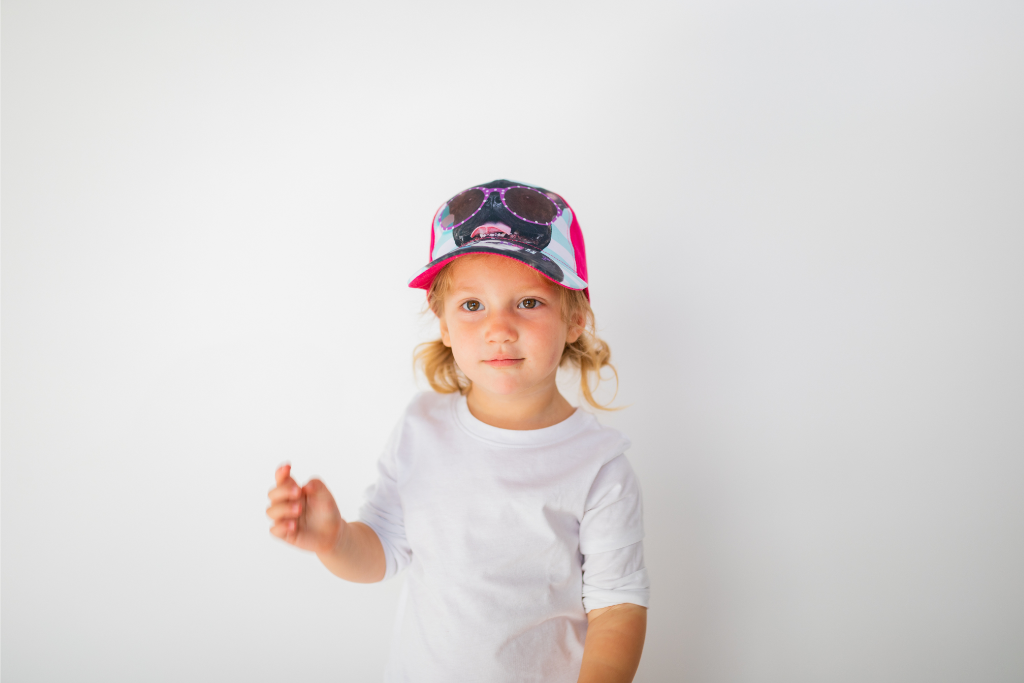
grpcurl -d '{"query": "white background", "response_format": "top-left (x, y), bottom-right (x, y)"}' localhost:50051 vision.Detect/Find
top-left (3, 1), bottom-right (1023, 681)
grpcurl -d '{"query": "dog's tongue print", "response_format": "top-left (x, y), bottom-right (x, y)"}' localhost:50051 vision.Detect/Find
top-left (470, 223), bottom-right (512, 240)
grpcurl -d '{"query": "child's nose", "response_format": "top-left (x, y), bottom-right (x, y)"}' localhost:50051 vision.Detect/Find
top-left (485, 309), bottom-right (518, 344)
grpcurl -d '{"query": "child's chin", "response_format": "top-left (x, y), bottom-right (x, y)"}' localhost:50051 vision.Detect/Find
top-left (470, 377), bottom-right (533, 396)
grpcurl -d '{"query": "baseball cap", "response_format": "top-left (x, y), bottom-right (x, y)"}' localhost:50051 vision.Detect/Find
top-left (407, 179), bottom-right (590, 300)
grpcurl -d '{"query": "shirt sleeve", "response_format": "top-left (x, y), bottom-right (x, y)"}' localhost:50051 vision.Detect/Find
top-left (582, 541), bottom-right (650, 612)
top-left (579, 453), bottom-right (648, 610)
top-left (579, 453), bottom-right (645, 554)
top-left (356, 420), bottom-right (412, 581)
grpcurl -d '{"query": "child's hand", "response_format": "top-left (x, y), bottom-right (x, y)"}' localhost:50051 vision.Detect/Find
top-left (266, 464), bottom-right (345, 554)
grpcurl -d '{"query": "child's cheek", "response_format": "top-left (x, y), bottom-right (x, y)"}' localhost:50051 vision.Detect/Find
top-left (447, 334), bottom-right (475, 371)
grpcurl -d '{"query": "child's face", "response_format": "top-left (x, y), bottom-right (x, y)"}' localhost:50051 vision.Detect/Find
top-left (439, 254), bottom-right (582, 401)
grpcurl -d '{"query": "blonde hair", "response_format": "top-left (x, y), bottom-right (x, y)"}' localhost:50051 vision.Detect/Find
top-left (413, 255), bottom-right (620, 411)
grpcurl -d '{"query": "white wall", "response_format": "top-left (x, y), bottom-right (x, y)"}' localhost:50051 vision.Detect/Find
top-left (3, 1), bottom-right (1022, 681)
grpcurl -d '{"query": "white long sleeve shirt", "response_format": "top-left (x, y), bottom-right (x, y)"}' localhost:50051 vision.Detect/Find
top-left (357, 390), bottom-right (649, 683)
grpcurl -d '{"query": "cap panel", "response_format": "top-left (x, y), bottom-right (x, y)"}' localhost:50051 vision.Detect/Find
top-left (428, 204), bottom-right (441, 261)
top-left (544, 207), bottom-right (577, 273)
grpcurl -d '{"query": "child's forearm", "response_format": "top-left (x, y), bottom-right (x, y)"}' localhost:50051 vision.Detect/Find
top-left (577, 603), bottom-right (647, 683)
top-left (315, 521), bottom-right (387, 583)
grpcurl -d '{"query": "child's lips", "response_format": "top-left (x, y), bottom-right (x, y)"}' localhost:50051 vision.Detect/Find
top-left (485, 358), bottom-right (523, 367)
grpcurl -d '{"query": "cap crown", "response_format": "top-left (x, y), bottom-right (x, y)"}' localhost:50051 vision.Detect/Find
top-left (411, 179), bottom-right (589, 298)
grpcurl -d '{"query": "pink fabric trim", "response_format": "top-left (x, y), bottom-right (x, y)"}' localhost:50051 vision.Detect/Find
top-left (428, 205), bottom-right (443, 261)
top-left (409, 257), bottom-right (459, 291)
top-left (562, 198), bottom-right (590, 301)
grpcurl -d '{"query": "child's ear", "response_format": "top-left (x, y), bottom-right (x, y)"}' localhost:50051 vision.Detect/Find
top-left (566, 313), bottom-right (585, 345)
top-left (439, 316), bottom-right (452, 347)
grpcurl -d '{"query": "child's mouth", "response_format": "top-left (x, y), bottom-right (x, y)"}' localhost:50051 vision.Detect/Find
top-left (485, 358), bottom-right (523, 367)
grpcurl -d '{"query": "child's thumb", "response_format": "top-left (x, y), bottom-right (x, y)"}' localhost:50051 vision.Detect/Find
top-left (303, 478), bottom-right (326, 495)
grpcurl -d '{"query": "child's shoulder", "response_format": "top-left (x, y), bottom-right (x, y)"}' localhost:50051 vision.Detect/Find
top-left (575, 411), bottom-right (634, 464)
top-left (393, 390), bottom-right (458, 430)
top-left (404, 389), bottom-right (454, 415)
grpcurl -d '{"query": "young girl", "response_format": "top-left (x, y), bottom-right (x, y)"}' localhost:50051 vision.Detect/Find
top-left (266, 180), bottom-right (649, 683)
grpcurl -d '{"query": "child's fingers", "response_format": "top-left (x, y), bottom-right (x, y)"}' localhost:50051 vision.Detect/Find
top-left (271, 465), bottom-right (300, 499)
top-left (267, 482), bottom-right (301, 503)
top-left (266, 500), bottom-right (303, 522)
top-left (269, 519), bottom-right (298, 542)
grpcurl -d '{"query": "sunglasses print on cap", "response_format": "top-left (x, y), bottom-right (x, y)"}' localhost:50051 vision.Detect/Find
top-left (440, 185), bottom-right (561, 231)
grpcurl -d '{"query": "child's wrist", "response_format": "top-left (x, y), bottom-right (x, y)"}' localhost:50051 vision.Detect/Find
top-left (317, 518), bottom-right (348, 557)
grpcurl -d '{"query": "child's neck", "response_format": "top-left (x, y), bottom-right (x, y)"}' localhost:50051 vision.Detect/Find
top-left (465, 384), bottom-right (577, 431)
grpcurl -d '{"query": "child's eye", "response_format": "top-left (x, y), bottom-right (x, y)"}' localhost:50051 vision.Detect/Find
top-left (461, 300), bottom-right (482, 312)
top-left (519, 298), bottom-right (540, 309)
